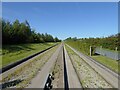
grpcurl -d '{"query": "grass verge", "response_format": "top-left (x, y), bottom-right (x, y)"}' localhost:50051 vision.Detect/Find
top-left (66, 42), bottom-right (119, 74)
top-left (1, 43), bottom-right (56, 68)
top-left (92, 55), bottom-right (119, 73)
top-left (1, 44), bottom-right (59, 88)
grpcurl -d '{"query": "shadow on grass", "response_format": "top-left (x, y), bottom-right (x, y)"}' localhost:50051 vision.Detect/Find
top-left (1, 79), bottom-right (23, 89)
top-left (2, 42), bottom-right (53, 54)
top-left (2, 44), bottom-right (36, 55)
top-left (93, 53), bottom-right (100, 56)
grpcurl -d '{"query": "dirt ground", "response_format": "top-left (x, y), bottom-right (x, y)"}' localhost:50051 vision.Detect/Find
top-left (52, 46), bottom-right (64, 88)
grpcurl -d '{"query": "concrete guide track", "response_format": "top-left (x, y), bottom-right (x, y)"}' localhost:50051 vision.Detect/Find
top-left (1, 43), bottom-right (119, 89)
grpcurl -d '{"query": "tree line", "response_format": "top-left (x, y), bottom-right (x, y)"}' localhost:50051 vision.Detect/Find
top-left (65, 34), bottom-right (119, 55)
top-left (2, 19), bottom-right (61, 44)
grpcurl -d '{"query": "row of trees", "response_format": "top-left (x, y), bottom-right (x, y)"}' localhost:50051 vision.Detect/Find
top-left (65, 34), bottom-right (119, 52)
top-left (2, 19), bottom-right (61, 44)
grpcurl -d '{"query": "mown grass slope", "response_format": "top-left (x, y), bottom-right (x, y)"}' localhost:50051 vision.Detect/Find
top-left (66, 40), bottom-right (90, 55)
top-left (65, 41), bottom-right (119, 73)
top-left (1, 43), bottom-right (56, 68)
top-left (92, 55), bottom-right (119, 73)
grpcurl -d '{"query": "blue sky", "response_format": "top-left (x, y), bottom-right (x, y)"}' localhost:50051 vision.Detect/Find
top-left (2, 2), bottom-right (118, 40)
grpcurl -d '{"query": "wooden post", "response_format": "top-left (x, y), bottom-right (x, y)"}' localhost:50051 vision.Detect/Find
top-left (100, 46), bottom-right (102, 55)
top-left (90, 46), bottom-right (92, 56)
top-left (115, 47), bottom-right (118, 51)
top-left (115, 47), bottom-right (118, 60)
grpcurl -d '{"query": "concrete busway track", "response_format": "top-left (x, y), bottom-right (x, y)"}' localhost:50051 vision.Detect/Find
top-left (66, 44), bottom-right (119, 88)
top-left (51, 44), bottom-right (82, 89)
top-left (0, 44), bottom-right (59, 87)
top-left (27, 43), bottom-right (83, 89)
top-left (0, 43), bottom-right (59, 88)
top-left (1, 43), bottom-right (117, 89)
top-left (27, 43), bottom-right (63, 88)
top-left (51, 43), bottom-right (64, 88)
top-left (1, 44), bottom-right (58, 74)
top-left (1, 43), bottom-right (82, 89)
top-left (64, 46), bottom-right (82, 88)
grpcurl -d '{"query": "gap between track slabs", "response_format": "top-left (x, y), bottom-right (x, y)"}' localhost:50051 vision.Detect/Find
top-left (27, 43), bottom-right (63, 88)
top-left (27, 43), bottom-right (82, 89)
top-left (1, 43), bottom-right (119, 89)
top-left (42, 43), bottom-right (82, 89)
top-left (1, 43), bottom-right (82, 89)
top-left (66, 44), bottom-right (119, 88)
top-left (63, 45), bottom-right (83, 89)
top-left (63, 45), bottom-right (69, 90)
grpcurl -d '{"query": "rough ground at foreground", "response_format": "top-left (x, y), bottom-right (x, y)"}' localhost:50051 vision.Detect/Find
top-left (66, 45), bottom-right (112, 88)
top-left (52, 45), bottom-right (64, 88)
top-left (1, 45), bottom-right (58, 88)
top-left (27, 44), bottom-right (62, 88)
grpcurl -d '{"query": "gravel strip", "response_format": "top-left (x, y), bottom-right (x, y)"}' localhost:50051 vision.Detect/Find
top-left (66, 46), bottom-right (112, 88)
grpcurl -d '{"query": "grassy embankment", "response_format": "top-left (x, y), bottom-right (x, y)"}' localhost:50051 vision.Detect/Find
top-left (1, 43), bottom-right (57, 68)
top-left (92, 56), bottom-right (119, 73)
top-left (65, 41), bottom-right (119, 73)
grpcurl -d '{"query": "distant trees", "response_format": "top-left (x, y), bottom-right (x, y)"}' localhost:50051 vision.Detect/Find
top-left (2, 19), bottom-right (61, 44)
top-left (65, 37), bottom-right (77, 41)
top-left (54, 37), bottom-right (61, 42)
top-left (65, 34), bottom-right (119, 51)
top-left (65, 37), bottom-right (72, 41)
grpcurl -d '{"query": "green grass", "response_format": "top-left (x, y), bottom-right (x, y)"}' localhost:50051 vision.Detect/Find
top-left (1, 43), bottom-right (57, 68)
top-left (65, 41), bottom-right (90, 55)
top-left (66, 40), bottom-right (119, 55)
top-left (92, 55), bottom-right (119, 73)
top-left (0, 56), bottom-right (1, 68)
top-left (66, 41), bottom-right (119, 74)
